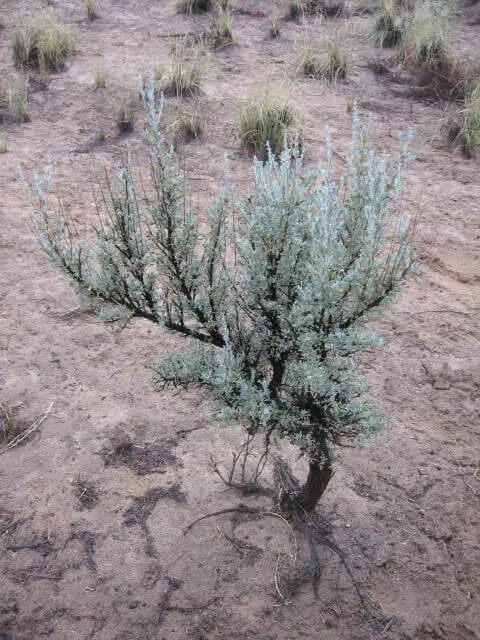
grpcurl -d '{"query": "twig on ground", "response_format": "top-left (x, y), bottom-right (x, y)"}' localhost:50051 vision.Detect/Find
top-left (0, 401), bottom-right (53, 455)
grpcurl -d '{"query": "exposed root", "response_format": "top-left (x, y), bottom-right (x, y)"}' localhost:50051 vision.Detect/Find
top-left (186, 455), bottom-right (367, 606)
top-left (184, 505), bottom-right (262, 534)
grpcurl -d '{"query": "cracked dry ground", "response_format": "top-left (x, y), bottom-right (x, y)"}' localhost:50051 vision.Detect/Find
top-left (0, 1), bottom-right (479, 639)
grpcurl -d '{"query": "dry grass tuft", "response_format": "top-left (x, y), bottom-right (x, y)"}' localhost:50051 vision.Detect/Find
top-left (0, 403), bottom-right (20, 445)
top-left (295, 33), bottom-right (348, 81)
top-left (238, 89), bottom-right (301, 159)
top-left (400, 0), bottom-right (452, 72)
top-left (162, 40), bottom-right (206, 97)
top-left (302, 0), bottom-right (345, 16)
top-left (0, 133), bottom-right (7, 153)
top-left (176, 0), bottom-right (214, 14)
top-left (8, 72), bottom-right (30, 123)
top-left (269, 17), bottom-right (281, 38)
top-left (373, 0), bottom-right (402, 48)
top-left (13, 9), bottom-right (76, 79)
top-left (93, 64), bottom-right (107, 88)
top-left (114, 88), bottom-right (138, 133)
top-left (449, 84), bottom-right (480, 157)
top-left (84, 0), bottom-right (100, 22)
top-left (171, 104), bottom-right (205, 149)
top-left (211, 3), bottom-right (234, 47)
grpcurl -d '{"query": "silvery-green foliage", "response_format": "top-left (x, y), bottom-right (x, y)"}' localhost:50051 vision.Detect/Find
top-left (19, 160), bottom-right (89, 284)
top-left (25, 76), bottom-right (415, 468)
top-left (153, 119), bottom-right (414, 463)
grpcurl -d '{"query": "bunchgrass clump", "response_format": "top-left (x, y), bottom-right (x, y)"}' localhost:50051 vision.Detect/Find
top-left (303, 0), bottom-right (345, 16)
top-left (162, 41), bottom-right (205, 97)
top-left (0, 403), bottom-right (21, 445)
top-left (294, 34), bottom-right (322, 78)
top-left (84, 0), bottom-right (100, 21)
top-left (93, 64), bottom-right (107, 88)
top-left (287, 1), bottom-right (304, 20)
top-left (172, 105), bottom-right (204, 149)
top-left (373, 0), bottom-right (402, 48)
top-left (238, 90), bottom-right (301, 158)
top-left (211, 4), bottom-right (234, 47)
top-left (324, 38), bottom-right (349, 80)
top-left (8, 72), bottom-right (30, 122)
top-left (450, 85), bottom-right (480, 157)
top-left (13, 9), bottom-right (76, 78)
top-left (176, 0), bottom-right (213, 13)
top-left (400, 0), bottom-right (452, 71)
top-left (114, 89), bottom-right (137, 133)
top-left (141, 64), bottom-right (164, 97)
top-left (0, 134), bottom-right (7, 153)
top-left (295, 34), bottom-right (348, 81)
top-left (269, 17), bottom-right (281, 38)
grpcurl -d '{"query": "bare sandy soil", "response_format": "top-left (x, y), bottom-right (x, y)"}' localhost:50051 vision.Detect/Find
top-left (0, 1), bottom-right (479, 639)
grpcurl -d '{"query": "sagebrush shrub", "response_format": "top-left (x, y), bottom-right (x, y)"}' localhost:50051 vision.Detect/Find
top-left (13, 9), bottom-right (76, 78)
top-left (23, 77), bottom-right (415, 511)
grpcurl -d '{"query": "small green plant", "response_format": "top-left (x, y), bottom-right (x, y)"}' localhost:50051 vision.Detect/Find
top-left (93, 64), bottom-right (107, 88)
top-left (176, 0), bottom-right (213, 13)
top-left (84, 0), bottom-right (100, 21)
top-left (238, 89), bottom-right (301, 158)
top-left (114, 89), bottom-right (137, 133)
top-left (0, 134), bottom-right (7, 153)
top-left (449, 85), bottom-right (480, 157)
top-left (269, 17), bottom-right (281, 38)
top-left (373, 0), bottom-right (402, 48)
top-left (162, 41), bottom-right (205, 97)
top-left (13, 9), bottom-right (76, 78)
top-left (8, 72), bottom-right (30, 122)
